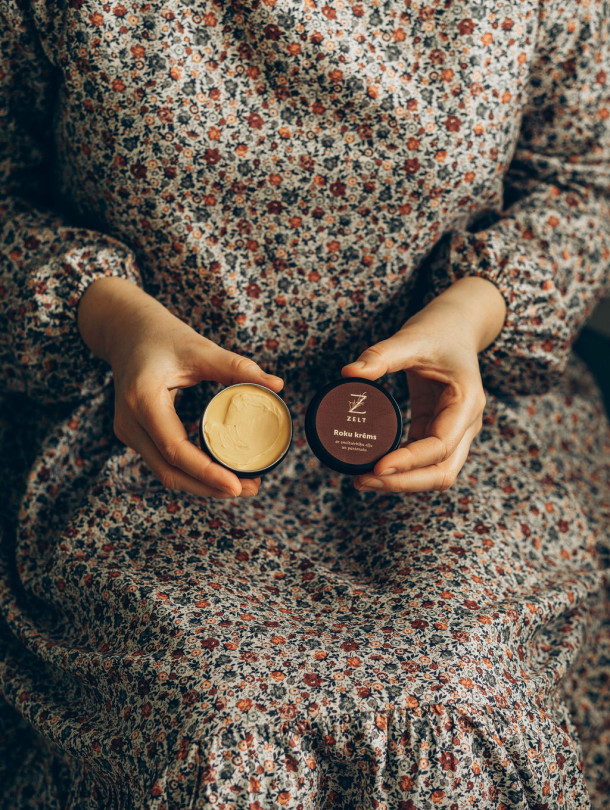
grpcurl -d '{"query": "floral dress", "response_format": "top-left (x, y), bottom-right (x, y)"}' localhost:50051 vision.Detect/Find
top-left (1, 0), bottom-right (609, 808)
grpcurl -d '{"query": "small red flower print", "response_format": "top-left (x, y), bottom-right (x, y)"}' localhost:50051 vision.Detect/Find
top-left (263, 24), bottom-right (281, 40)
top-left (403, 158), bottom-right (420, 174)
top-left (303, 673), bottom-right (323, 687)
top-left (203, 148), bottom-right (221, 165)
top-left (440, 751), bottom-right (458, 771)
top-left (130, 161), bottom-right (147, 179)
top-left (458, 18), bottom-right (476, 35)
top-left (200, 637), bottom-right (219, 649)
top-left (399, 774), bottom-right (414, 792)
top-left (284, 753), bottom-right (300, 772)
top-left (341, 640), bottom-right (359, 652)
top-left (418, 7), bottom-right (435, 22)
top-left (444, 115), bottom-right (462, 132)
top-left (278, 703), bottom-right (298, 720)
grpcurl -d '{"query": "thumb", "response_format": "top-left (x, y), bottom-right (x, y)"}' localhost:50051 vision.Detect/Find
top-left (203, 344), bottom-right (284, 392)
top-left (341, 331), bottom-right (419, 380)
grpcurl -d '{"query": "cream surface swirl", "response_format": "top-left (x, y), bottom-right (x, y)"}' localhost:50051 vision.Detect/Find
top-left (203, 385), bottom-right (291, 472)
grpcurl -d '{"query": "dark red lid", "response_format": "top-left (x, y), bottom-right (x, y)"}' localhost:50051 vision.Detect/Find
top-left (305, 378), bottom-right (402, 475)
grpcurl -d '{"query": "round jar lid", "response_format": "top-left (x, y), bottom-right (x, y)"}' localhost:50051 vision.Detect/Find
top-left (305, 377), bottom-right (402, 475)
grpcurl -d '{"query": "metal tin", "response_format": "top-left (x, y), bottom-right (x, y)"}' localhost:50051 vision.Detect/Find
top-left (199, 383), bottom-right (293, 478)
top-left (305, 377), bottom-right (402, 475)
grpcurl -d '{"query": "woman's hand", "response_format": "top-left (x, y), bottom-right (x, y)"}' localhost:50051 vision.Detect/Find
top-left (78, 277), bottom-right (284, 499)
top-left (341, 277), bottom-right (506, 493)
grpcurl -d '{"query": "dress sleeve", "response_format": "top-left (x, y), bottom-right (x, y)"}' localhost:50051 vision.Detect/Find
top-left (428, 0), bottom-right (610, 396)
top-left (0, 0), bottom-right (143, 404)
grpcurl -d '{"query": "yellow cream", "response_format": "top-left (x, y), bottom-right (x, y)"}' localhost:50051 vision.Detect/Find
top-left (203, 384), bottom-right (291, 472)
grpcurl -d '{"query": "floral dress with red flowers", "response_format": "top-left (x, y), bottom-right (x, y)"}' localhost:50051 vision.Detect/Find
top-left (1, 0), bottom-right (609, 808)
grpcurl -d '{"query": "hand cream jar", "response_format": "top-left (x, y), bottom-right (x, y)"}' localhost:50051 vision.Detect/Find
top-left (199, 383), bottom-right (292, 478)
top-left (305, 377), bottom-right (402, 475)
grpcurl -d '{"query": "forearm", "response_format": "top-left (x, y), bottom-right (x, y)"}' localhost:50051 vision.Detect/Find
top-left (404, 276), bottom-right (507, 354)
top-left (77, 277), bottom-right (185, 367)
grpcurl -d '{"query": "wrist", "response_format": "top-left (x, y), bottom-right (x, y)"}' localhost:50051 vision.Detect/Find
top-left (423, 276), bottom-right (506, 353)
top-left (78, 277), bottom-right (155, 365)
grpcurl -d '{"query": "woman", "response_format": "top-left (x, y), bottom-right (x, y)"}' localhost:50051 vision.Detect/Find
top-left (1, 0), bottom-right (609, 807)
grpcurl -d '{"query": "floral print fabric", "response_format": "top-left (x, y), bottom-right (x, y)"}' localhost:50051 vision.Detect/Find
top-left (0, 0), bottom-right (609, 808)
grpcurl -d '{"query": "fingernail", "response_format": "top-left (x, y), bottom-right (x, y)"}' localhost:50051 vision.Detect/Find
top-left (351, 361), bottom-right (366, 369)
top-left (380, 468), bottom-right (396, 476)
top-left (360, 478), bottom-right (384, 489)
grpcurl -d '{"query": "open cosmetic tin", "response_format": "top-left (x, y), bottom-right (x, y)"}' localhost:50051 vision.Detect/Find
top-left (199, 383), bottom-right (293, 478)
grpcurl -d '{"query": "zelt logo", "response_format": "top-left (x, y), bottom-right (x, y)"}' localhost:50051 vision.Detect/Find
top-left (347, 393), bottom-right (367, 422)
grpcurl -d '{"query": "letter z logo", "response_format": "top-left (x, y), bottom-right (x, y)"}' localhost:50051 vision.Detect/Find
top-left (348, 393), bottom-right (367, 415)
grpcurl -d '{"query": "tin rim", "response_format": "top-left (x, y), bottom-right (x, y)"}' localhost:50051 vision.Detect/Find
top-left (199, 383), bottom-right (293, 477)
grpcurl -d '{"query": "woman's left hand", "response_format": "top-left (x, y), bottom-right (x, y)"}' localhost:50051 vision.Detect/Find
top-left (341, 276), bottom-right (506, 493)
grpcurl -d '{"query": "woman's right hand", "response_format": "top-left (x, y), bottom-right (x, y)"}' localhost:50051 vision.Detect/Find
top-left (78, 277), bottom-right (284, 499)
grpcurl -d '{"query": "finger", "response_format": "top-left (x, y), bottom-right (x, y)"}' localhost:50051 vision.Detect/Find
top-left (136, 399), bottom-right (262, 498)
top-left (239, 477), bottom-right (261, 498)
top-left (356, 428), bottom-right (475, 493)
top-left (129, 389), bottom-right (243, 496)
top-left (373, 391), bottom-right (478, 476)
top-left (341, 330), bottom-right (423, 381)
top-left (201, 344), bottom-right (284, 392)
top-left (124, 421), bottom-right (242, 499)
top-left (406, 413), bottom-right (430, 444)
